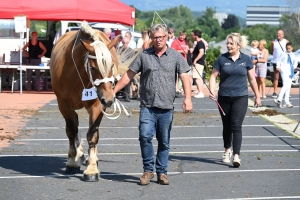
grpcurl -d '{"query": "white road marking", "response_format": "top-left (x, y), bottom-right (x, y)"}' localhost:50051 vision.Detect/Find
top-left (24, 124), bottom-right (275, 129)
top-left (0, 168), bottom-right (299, 179)
top-left (0, 149), bottom-right (299, 157)
top-left (207, 196), bottom-right (300, 200)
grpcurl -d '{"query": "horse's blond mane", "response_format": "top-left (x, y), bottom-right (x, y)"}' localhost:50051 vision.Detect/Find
top-left (81, 21), bottom-right (112, 78)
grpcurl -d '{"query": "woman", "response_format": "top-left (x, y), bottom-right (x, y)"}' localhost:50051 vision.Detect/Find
top-left (137, 29), bottom-right (149, 49)
top-left (22, 31), bottom-right (47, 91)
top-left (253, 39), bottom-right (269, 98)
top-left (209, 33), bottom-right (260, 167)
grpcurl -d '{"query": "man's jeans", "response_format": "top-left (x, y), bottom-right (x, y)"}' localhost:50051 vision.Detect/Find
top-left (139, 107), bottom-right (174, 175)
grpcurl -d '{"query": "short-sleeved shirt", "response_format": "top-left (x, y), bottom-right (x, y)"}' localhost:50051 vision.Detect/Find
top-left (129, 46), bottom-right (190, 109)
top-left (171, 38), bottom-right (187, 60)
top-left (192, 40), bottom-right (206, 65)
top-left (214, 52), bottom-right (253, 97)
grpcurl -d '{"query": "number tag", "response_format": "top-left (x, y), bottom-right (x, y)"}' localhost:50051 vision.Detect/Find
top-left (81, 88), bottom-right (98, 101)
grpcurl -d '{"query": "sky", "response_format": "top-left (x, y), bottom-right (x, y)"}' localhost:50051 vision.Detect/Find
top-left (120, 0), bottom-right (289, 18)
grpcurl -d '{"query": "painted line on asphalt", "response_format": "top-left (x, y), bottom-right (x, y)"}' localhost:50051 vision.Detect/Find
top-left (0, 149), bottom-right (299, 157)
top-left (0, 168), bottom-right (299, 179)
top-left (24, 124), bottom-right (275, 129)
top-left (14, 135), bottom-right (292, 141)
top-left (207, 196), bottom-right (300, 200)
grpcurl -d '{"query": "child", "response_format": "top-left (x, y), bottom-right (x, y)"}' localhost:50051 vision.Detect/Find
top-left (250, 40), bottom-right (259, 61)
top-left (274, 42), bottom-right (297, 108)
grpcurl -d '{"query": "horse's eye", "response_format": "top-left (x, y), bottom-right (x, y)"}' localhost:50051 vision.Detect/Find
top-left (90, 66), bottom-right (96, 71)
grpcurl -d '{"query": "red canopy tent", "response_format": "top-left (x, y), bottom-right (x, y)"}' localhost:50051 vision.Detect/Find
top-left (0, 0), bottom-right (135, 26)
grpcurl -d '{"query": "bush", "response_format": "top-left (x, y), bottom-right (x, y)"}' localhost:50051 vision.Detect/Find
top-left (205, 46), bottom-right (221, 79)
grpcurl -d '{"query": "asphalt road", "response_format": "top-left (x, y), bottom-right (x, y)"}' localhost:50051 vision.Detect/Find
top-left (0, 94), bottom-right (299, 200)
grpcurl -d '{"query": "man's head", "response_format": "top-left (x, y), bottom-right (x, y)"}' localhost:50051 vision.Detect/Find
top-left (167, 28), bottom-right (174, 39)
top-left (277, 30), bottom-right (285, 41)
top-left (150, 24), bottom-right (168, 50)
top-left (286, 42), bottom-right (293, 53)
top-left (103, 28), bottom-right (112, 39)
top-left (124, 31), bottom-right (132, 40)
top-left (122, 37), bottom-right (130, 49)
top-left (191, 30), bottom-right (202, 40)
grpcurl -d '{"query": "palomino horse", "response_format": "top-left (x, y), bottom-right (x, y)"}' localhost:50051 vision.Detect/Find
top-left (50, 22), bottom-right (120, 181)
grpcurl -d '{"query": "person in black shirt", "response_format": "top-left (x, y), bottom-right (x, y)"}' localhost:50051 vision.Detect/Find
top-left (191, 30), bottom-right (206, 98)
top-left (22, 31), bottom-right (47, 91)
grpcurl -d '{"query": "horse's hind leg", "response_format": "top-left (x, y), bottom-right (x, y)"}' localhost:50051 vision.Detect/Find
top-left (57, 98), bottom-right (84, 173)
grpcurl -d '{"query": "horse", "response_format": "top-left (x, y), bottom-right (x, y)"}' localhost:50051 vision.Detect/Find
top-left (50, 21), bottom-right (120, 182)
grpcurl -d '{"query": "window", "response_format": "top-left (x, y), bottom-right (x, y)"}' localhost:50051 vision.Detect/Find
top-left (0, 19), bottom-right (20, 38)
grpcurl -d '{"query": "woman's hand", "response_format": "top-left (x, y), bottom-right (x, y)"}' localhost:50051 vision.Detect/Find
top-left (209, 93), bottom-right (217, 101)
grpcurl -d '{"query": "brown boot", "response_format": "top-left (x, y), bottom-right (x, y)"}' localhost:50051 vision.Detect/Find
top-left (157, 174), bottom-right (169, 185)
top-left (140, 172), bottom-right (154, 185)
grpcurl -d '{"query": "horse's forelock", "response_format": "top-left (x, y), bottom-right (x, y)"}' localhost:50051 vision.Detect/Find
top-left (91, 40), bottom-right (113, 78)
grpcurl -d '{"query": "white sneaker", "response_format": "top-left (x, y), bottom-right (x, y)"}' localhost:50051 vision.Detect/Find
top-left (284, 103), bottom-right (293, 108)
top-left (222, 151), bottom-right (232, 163)
top-left (194, 92), bottom-right (204, 98)
top-left (273, 99), bottom-right (282, 108)
top-left (233, 155), bottom-right (241, 168)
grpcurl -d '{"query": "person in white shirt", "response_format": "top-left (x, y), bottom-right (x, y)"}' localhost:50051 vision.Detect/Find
top-left (166, 28), bottom-right (175, 47)
top-left (274, 42), bottom-right (297, 108)
top-left (137, 30), bottom-right (149, 49)
top-left (118, 31), bottom-right (136, 49)
top-left (250, 40), bottom-right (259, 61)
top-left (271, 30), bottom-right (289, 98)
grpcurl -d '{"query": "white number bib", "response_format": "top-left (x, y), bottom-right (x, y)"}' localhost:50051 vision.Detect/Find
top-left (81, 88), bottom-right (98, 101)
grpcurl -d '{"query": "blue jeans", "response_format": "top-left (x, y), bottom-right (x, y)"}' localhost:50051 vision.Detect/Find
top-left (139, 107), bottom-right (174, 175)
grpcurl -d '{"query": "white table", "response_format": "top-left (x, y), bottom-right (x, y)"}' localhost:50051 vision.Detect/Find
top-left (0, 64), bottom-right (50, 93)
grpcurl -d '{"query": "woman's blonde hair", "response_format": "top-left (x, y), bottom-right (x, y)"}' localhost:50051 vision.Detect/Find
top-left (259, 39), bottom-right (267, 47)
top-left (226, 33), bottom-right (248, 49)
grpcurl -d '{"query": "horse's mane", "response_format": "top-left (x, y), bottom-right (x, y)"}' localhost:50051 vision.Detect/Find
top-left (116, 47), bottom-right (142, 75)
top-left (80, 21), bottom-right (112, 78)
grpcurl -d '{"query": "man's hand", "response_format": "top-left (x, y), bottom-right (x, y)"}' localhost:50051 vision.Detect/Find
top-left (182, 98), bottom-right (192, 113)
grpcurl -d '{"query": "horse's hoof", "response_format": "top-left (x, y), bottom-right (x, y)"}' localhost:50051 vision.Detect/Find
top-left (65, 166), bottom-right (80, 174)
top-left (82, 173), bottom-right (99, 182)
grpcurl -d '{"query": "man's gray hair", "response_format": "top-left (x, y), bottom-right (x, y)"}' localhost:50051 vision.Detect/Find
top-left (150, 24), bottom-right (168, 36)
top-left (103, 28), bottom-right (112, 33)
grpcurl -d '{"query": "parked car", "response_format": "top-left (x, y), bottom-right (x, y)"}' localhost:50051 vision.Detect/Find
top-left (266, 49), bottom-right (300, 87)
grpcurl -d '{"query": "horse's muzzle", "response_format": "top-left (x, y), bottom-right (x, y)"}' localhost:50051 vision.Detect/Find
top-left (101, 98), bottom-right (113, 108)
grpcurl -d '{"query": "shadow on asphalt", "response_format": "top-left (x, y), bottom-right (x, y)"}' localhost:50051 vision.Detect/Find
top-left (100, 172), bottom-right (141, 184)
top-left (169, 155), bottom-right (232, 167)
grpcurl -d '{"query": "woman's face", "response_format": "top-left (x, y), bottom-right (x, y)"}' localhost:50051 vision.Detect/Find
top-left (258, 43), bottom-right (265, 50)
top-left (226, 38), bottom-right (239, 55)
top-left (178, 33), bottom-right (186, 41)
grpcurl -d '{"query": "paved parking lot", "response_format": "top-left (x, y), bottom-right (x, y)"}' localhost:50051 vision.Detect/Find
top-left (0, 93), bottom-right (299, 200)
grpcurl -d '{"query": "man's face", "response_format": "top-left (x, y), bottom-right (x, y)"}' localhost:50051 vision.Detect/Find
top-left (190, 32), bottom-right (196, 40)
top-left (168, 31), bottom-right (174, 39)
top-left (152, 30), bottom-right (167, 49)
top-left (122, 40), bottom-right (129, 49)
top-left (286, 45), bottom-right (293, 53)
top-left (277, 30), bottom-right (284, 40)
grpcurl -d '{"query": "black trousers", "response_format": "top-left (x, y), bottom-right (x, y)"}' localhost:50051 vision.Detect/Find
top-left (26, 59), bottom-right (41, 91)
top-left (218, 95), bottom-right (248, 155)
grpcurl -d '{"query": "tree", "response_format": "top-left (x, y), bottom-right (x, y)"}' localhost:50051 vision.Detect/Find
top-left (221, 14), bottom-right (240, 30)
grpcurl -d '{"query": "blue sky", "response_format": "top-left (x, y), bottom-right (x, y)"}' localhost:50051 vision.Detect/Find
top-left (120, 0), bottom-right (288, 18)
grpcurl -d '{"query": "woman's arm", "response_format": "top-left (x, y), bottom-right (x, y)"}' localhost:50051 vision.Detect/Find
top-left (248, 68), bottom-right (261, 106)
top-left (39, 42), bottom-right (47, 58)
top-left (209, 68), bottom-right (219, 101)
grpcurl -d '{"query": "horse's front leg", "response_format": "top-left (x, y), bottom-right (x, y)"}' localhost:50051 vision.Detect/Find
top-left (82, 105), bottom-right (103, 182)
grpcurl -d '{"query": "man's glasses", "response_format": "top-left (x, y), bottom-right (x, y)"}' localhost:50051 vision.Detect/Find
top-left (168, 32), bottom-right (173, 34)
top-left (152, 35), bottom-right (166, 41)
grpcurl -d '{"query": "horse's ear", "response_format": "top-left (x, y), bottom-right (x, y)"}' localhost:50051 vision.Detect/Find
top-left (80, 39), bottom-right (94, 52)
top-left (107, 35), bottom-right (121, 50)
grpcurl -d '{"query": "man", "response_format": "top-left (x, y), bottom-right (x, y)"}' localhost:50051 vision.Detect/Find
top-left (166, 27), bottom-right (175, 47)
top-left (116, 37), bottom-right (136, 102)
top-left (119, 31), bottom-right (136, 49)
top-left (271, 30), bottom-right (289, 98)
top-left (103, 27), bottom-right (112, 40)
top-left (113, 24), bottom-right (192, 185)
top-left (191, 30), bottom-right (206, 98)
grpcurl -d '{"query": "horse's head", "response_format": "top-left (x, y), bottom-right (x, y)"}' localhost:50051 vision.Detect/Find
top-left (80, 36), bottom-right (120, 108)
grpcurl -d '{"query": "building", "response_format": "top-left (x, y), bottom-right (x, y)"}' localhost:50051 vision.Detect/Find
top-left (246, 6), bottom-right (290, 26)
top-left (214, 12), bottom-right (228, 26)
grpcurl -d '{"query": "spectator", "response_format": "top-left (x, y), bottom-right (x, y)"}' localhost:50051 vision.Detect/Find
top-left (137, 29), bottom-right (149, 49)
top-left (166, 27), bottom-right (175, 47)
top-left (250, 40), bottom-right (259, 61)
top-left (22, 31), bottom-right (47, 91)
top-left (103, 27), bottom-right (112, 39)
top-left (191, 30), bottom-right (206, 98)
top-left (274, 42), bottom-right (297, 108)
top-left (253, 39), bottom-right (269, 99)
top-left (271, 30), bottom-right (289, 98)
top-left (119, 31), bottom-right (136, 49)
top-left (113, 23), bottom-right (192, 186)
top-left (209, 33), bottom-right (260, 168)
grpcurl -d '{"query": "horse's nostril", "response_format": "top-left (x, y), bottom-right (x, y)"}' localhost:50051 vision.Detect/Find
top-left (101, 99), bottom-right (113, 108)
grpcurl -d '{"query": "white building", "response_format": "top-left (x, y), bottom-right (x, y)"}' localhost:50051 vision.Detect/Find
top-left (214, 12), bottom-right (228, 26)
top-left (246, 6), bottom-right (290, 26)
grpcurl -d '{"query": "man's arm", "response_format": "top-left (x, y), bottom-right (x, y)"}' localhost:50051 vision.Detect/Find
top-left (179, 72), bottom-right (192, 112)
top-left (113, 69), bottom-right (136, 94)
top-left (193, 48), bottom-right (204, 65)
